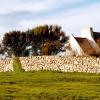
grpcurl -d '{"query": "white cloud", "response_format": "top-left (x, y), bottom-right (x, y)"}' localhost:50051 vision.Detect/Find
top-left (0, 0), bottom-right (82, 14)
top-left (18, 2), bottom-right (100, 36)
top-left (0, 0), bottom-right (100, 39)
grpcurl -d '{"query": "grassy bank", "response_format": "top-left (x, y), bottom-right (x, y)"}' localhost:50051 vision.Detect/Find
top-left (0, 71), bottom-right (100, 100)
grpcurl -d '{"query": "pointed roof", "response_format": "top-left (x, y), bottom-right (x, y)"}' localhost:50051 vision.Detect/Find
top-left (93, 32), bottom-right (100, 41)
top-left (74, 37), bottom-right (96, 56)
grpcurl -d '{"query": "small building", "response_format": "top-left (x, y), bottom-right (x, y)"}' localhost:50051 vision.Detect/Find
top-left (81, 27), bottom-right (100, 55)
top-left (68, 27), bottom-right (100, 56)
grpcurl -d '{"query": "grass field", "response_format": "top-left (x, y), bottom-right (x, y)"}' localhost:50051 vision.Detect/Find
top-left (0, 71), bottom-right (100, 100)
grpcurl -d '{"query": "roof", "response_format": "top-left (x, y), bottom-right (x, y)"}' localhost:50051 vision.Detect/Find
top-left (94, 32), bottom-right (100, 34)
top-left (64, 43), bottom-right (72, 50)
top-left (75, 37), bottom-right (96, 56)
top-left (93, 32), bottom-right (100, 40)
top-left (75, 37), bottom-right (87, 43)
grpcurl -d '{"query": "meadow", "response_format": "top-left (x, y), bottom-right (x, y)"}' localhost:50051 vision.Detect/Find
top-left (0, 71), bottom-right (100, 100)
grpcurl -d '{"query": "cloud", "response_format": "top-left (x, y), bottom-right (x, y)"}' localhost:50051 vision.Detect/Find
top-left (0, 0), bottom-right (100, 38)
top-left (18, 2), bottom-right (100, 36)
top-left (0, 0), bottom-right (82, 14)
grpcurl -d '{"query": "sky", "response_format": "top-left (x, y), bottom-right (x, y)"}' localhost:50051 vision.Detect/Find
top-left (0, 0), bottom-right (100, 39)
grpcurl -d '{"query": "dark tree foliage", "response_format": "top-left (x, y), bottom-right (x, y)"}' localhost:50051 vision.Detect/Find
top-left (2, 25), bottom-right (68, 57)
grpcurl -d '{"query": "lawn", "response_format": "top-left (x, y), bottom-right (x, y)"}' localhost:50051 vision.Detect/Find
top-left (0, 71), bottom-right (100, 100)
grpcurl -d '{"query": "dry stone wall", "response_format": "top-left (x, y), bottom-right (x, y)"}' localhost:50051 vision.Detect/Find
top-left (0, 56), bottom-right (100, 73)
top-left (0, 58), bottom-right (13, 72)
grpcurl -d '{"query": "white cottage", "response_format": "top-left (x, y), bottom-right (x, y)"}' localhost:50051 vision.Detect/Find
top-left (81, 27), bottom-right (100, 54)
top-left (68, 27), bottom-right (100, 56)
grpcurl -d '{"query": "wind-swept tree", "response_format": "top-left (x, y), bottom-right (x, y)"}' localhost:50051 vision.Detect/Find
top-left (2, 25), bottom-right (68, 57)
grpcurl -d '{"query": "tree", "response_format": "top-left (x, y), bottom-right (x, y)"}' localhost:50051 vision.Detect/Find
top-left (2, 25), bottom-right (68, 57)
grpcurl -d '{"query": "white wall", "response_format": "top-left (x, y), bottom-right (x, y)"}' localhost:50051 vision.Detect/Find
top-left (57, 49), bottom-right (75, 57)
top-left (69, 35), bottom-right (85, 56)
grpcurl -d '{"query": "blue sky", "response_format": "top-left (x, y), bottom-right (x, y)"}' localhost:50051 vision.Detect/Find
top-left (0, 0), bottom-right (100, 38)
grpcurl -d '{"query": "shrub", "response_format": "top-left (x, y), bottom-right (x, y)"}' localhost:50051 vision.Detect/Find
top-left (12, 57), bottom-right (24, 73)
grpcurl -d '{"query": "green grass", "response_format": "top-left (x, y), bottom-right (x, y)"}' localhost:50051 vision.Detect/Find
top-left (0, 71), bottom-right (100, 100)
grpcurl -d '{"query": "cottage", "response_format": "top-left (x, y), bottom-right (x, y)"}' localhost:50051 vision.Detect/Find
top-left (68, 27), bottom-right (100, 56)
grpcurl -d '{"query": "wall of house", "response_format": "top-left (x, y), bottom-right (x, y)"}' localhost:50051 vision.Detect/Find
top-left (0, 56), bottom-right (100, 73)
top-left (69, 35), bottom-right (85, 56)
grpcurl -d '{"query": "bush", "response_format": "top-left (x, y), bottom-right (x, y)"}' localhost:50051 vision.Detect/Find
top-left (12, 57), bottom-right (24, 73)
